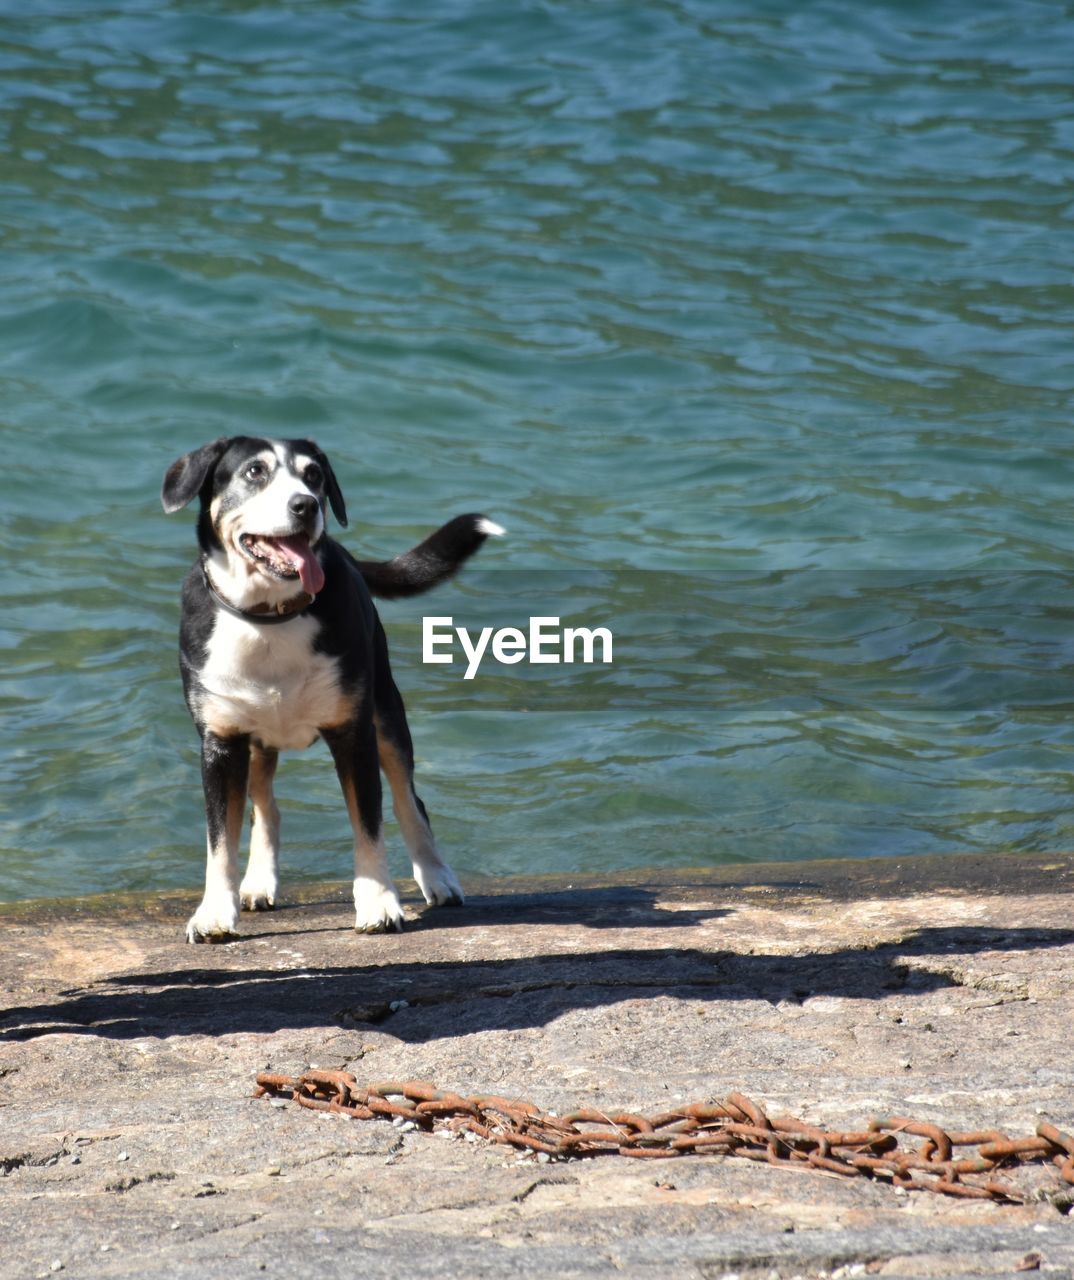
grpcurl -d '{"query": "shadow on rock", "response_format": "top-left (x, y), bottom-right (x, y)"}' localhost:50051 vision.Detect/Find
top-left (262, 885), bottom-right (736, 935)
top-left (3, 925), bottom-right (1071, 1044)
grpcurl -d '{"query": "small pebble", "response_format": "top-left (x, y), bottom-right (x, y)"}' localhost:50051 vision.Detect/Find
top-left (264, 1166), bottom-right (281, 1177)
top-left (388, 999), bottom-right (410, 1012)
top-left (116, 1152), bottom-right (129, 1163)
top-left (50, 1264), bottom-right (64, 1274)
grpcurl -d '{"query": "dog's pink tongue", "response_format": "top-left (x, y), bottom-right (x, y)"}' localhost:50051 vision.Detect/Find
top-left (276, 536), bottom-right (325, 595)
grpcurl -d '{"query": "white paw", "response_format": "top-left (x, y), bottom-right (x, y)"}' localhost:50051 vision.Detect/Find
top-left (353, 878), bottom-right (405, 934)
top-left (239, 873), bottom-right (278, 912)
top-left (414, 862), bottom-right (465, 907)
top-left (186, 893), bottom-right (240, 943)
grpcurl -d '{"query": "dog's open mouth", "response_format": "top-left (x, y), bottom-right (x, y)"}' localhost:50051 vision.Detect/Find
top-left (239, 533), bottom-right (325, 595)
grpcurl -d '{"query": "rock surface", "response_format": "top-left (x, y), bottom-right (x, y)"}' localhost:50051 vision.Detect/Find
top-left (2, 851), bottom-right (1073, 1279)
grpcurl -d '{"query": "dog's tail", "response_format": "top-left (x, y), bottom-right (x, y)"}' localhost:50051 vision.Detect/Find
top-left (349, 514), bottom-right (505, 600)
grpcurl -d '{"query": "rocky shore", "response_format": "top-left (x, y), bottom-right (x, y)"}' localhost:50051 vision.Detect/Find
top-left (2, 852), bottom-right (1073, 1278)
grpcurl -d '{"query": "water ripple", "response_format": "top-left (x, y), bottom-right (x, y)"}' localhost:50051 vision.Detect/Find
top-left (2, 1), bottom-right (1073, 899)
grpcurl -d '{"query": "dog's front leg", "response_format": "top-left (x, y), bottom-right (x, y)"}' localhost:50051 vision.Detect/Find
top-left (187, 730), bottom-right (250, 943)
top-left (240, 742), bottom-right (280, 911)
top-left (323, 722), bottom-right (404, 933)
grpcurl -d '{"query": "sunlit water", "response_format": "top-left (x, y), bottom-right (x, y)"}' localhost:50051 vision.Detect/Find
top-left (2, 1), bottom-right (1074, 902)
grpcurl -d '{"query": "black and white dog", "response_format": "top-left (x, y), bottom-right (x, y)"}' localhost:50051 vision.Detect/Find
top-left (161, 435), bottom-right (502, 943)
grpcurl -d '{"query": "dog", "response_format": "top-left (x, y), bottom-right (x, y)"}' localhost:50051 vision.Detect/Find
top-left (161, 435), bottom-right (502, 943)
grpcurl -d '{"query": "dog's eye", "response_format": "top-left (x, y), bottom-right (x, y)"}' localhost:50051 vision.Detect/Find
top-left (244, 462), bottom-right (267, 483)
top-left (304, 463), bottom-right (323, 488)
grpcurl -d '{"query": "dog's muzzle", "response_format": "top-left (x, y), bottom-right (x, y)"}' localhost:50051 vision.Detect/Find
top-left (238, 530), bottom-right (325, 595)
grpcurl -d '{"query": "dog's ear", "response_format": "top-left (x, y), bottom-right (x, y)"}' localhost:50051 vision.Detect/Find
top-left (161, 438), bottom-right (230, 513)
top-left (312, 445), bottom-right (348, 528)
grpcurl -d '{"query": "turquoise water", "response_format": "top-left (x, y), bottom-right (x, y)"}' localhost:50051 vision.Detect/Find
top-left (2, 1), bottom-right (1074, 902)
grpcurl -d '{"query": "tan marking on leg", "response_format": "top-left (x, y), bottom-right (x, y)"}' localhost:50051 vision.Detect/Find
top-left (377, 723), bottom-right (463, 907)
top-left (241, 743), bottom-right (280, 911)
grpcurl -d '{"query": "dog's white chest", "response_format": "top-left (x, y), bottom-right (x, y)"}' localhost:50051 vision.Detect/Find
top-left (197, 612), bottom-right (347, 750)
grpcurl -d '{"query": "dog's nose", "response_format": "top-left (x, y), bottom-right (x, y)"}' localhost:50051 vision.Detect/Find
top-left (289, 493), bottom-right (318, 521)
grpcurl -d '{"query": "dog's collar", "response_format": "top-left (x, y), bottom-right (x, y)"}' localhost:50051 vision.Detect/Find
top-left (202, 564), bottom-right (314, 625)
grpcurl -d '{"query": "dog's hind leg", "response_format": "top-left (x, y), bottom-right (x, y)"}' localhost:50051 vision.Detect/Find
top-left (240, 742), bottom-right (280, 911)
top-left (323, 718), bottom-right (405, 933)
top-left (375, 700), bottom-right (464, 910)
top-left (187, 731), bottom-right (250, 943)
top-left (380, 727), bottom-right (464, 908)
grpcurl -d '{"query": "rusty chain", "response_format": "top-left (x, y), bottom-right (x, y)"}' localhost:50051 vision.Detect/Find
top-left (254, 1069), bottom-right (1074, 1204)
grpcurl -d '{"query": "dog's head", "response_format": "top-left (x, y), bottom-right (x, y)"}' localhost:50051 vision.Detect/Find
top-left (162, 436), bottom-right (347, 602)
